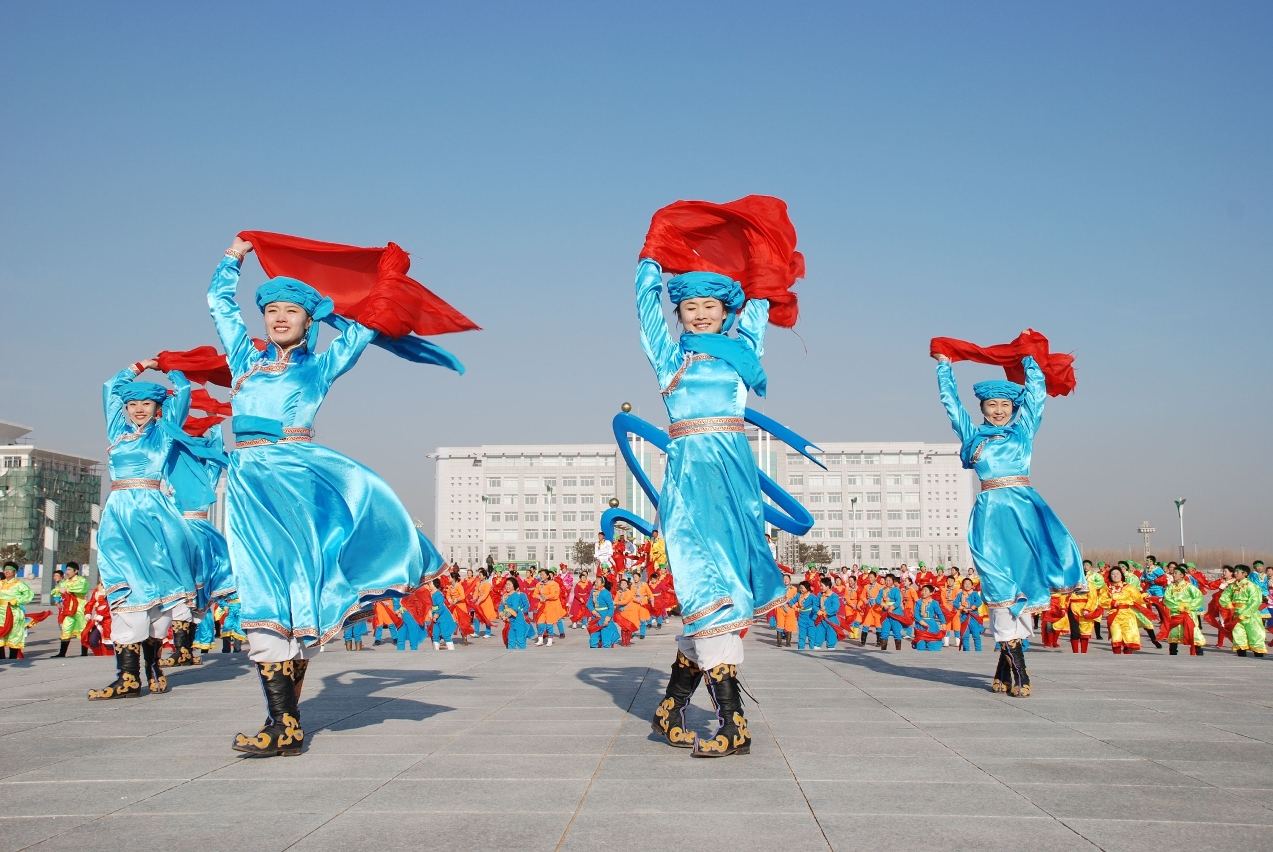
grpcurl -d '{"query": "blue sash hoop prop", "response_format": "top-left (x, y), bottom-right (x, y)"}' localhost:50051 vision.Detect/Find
top-left (600, 407), bottom-right (826, 539)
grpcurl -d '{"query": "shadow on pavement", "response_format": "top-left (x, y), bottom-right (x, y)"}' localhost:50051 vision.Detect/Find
top-left (814, 646), bottom-right (992, 691)
top-left (310, 667), bottom-right (464, 732)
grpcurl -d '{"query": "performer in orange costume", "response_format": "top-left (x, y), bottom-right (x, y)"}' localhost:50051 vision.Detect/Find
top-left (534, 568), bottom-right (566, 646)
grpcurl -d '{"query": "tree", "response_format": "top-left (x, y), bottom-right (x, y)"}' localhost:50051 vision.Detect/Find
top-left (0, 543), bottom-right (27, 564)
top-left (572, 540), bottom-right (596, 567)
top-left (61, 541), bottom-right (91, 565)
top-left (796, 543), bottom-right (832, 567)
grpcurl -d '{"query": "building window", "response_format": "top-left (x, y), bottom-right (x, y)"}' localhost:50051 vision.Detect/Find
top-left (827, 456), bottom-right (842, 466)
top-left (811, 529), bottom-right (824, 539)
top-left (487, 477), bottom-right (501, 488)
top-left (506, 547), bottom-right (517, 560)
top-left (811, 511), bottom-right (826, 521)
top-left (525, 477), bottom-right (540, 489)
top-left (827, 511), bottom-right (843, 521)
top-left (846, 454), bottom-right (861, 465)
top-left (887, 510), bottom-right (902, 521)
top-left (600, 476), bottom-right (614, 487)
top-left (831, 545), bottom-right (841, 559)
top-left (488, 513), bottom-right (501, 524)
top-left (525, 530), bottom-right (539, 540)
top-left (887, 474), bottom-right (902, 486)
top-left (905, 474), bottom-right (921, 485)
top-left (852, 544), bottom-right (863, 560)
top-left (869, 544), bottom-right (880, 560)
top-left (580, 476), bottom-right (595, 487)
top-left (503, 531), bottom-right (517, 541)
top-left (866, 475), bottom-right (881, 486)
top-left (807, 493), bottom-right (823, 504)
top-left (563, 477), bottom-right (577, 487)
top-left (504, 513), bottom-right (518, 522)
top-left (829, 529), bottom-right (844, 539)
top-left (908, 544), bottom-right (920, 560)
top-left (891, 544), bottom-right (902, 559)
top-left (789, 475), bottom-right (803, 486)
top-left (866, 493), bottom-right (881, 503)
top-left (863, 455), bottom-right (878, 466)
top-left (580, 511), bottom-right (595, 521)
top-left (868, 528), bottom-right (882, 538)
top-left (808, 475), bottom-right (823, 486)
top-left (888, 527), bottom-right (903, 537)
top-left (866, 510), bottom-right (881, 521)
top-left (581, 495), bottom-right (595, 504)
top-left (846, 475), bottom-right (860, 486)
top-left (904, 493), bottom-right (920, 503)
top-left (906, 510), bottom-right (920, 521)
top-left (562, 512), bottom-right (577, 522)
top-left (563, 495), bottom-right (577, 505)
top-left (786, 453), bottom-right (805, 465)
top-left (524, 495), bottom-right (538, 505)
top-left (826, 475), bottom-right (841, 487)
top-left (887, 492), bottom-right (902, 504)
top-left (563, 530), bottom-right (579, 540)
top-left (525, 513), bottom-right (539, 522)
top-left (906, 527), bottom-right (921, 538)
top-left (828, 493), bottom-right (842, 504)
top-left (527, 546), bottom-right (537, 560)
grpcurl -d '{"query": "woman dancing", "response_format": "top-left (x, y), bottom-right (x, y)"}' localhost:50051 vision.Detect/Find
top-left (934, 345), bottom-right (1084, 695)
top-left (92, 362), bottom-right (198, 699)
top-left (210, 238), bottom-right (448, 756)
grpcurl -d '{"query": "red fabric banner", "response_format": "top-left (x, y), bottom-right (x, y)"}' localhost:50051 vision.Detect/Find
top-left (181, 414), bottom-right (224, 437)
top-left (190, 389), bottom-right (232, 416)
top-left (238, 231), bottom-right (480, 338)
top-left (929, 329), bottom-right (1076, 397)
top-left (640, 195), bottom-right (805, 328)
top-left (156, 342), bottom-right (268, 388)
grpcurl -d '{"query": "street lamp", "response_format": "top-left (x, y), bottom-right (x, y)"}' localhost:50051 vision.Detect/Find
top-left (850, 497), bottom-right (858, 565)
top-left (546, 482), bottom-right (554, 566)
top-left (1137, 522), bottom-right (1155, 560)
top-left (1174, 498), bottom-right (1186, 562)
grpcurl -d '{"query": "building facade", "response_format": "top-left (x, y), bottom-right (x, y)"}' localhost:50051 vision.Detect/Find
top-left (0, 421), bottom-right (103, 594)
top-left (433, 432), bottom-right (974, 571)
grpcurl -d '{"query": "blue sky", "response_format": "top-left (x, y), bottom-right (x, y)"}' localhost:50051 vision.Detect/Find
top-left (2, 2), bottom-right (1270, 550)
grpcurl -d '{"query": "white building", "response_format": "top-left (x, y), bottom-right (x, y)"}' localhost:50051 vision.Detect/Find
top-left (433, 433), bottom-right (974, 571)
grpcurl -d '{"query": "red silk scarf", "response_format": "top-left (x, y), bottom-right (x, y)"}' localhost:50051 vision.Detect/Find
top-left (929, 329), bottom-right (1076, 397)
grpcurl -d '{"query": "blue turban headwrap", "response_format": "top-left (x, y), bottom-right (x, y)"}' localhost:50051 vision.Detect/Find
top-left (666, 271), bottom-right (767, 396)
top-left (973, 380), bottom-right (1025, 405)
top-left (255, 277), bottom-right (335, 352)
top-left (117, 382), bottom-right (169, 404)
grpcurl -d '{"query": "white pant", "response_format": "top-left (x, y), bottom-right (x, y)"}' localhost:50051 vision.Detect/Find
top-left (246, 629), bottom-right (323, 663)
top-left (677, 631), bottom-right (744, 670)
top-left (989, 608), bottom-right (1034, 643)
top-left (110, 601), bottom-right (191, 645)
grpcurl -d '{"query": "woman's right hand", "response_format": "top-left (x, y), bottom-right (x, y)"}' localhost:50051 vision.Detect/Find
top-left (229, 236), bottom-right (254, 256)
top-left (934, 353), bottom-right (950, 363)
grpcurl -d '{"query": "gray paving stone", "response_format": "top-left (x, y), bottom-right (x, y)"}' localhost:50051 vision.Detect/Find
top-left (819, 814), bottom-right (1100, 851)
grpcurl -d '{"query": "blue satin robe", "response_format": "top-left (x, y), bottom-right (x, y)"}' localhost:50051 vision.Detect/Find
top-left (937, 357), bottom-right (1084, 617)
top-left (501, 591), bottom-right (532, 649)
top-left (167, 423), bottom-right (235, 612)
top-left (430, 589), bottom-right (457, 642)
top-left (588, 588), bottom-right (620, 648)
top-left (209, 255), bottom-right (444, 648)
top-left (98, 368), bottom-right (197, 613)
top-left (636, 260), bottom-right (784, 639)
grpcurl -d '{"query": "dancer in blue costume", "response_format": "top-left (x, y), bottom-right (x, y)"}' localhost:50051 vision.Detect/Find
top-left (211, 238), bottom-right (450, 756)
top-left (638, 259), bottom-right (783, 757)
top-left (588, 581), bottom-right (620, 649)
top-left (814, 577), bottom-right (841, 649)
top-left (162, 422), bottom-right (233, 668)
top-left (500, 577), bottom-right (532, 650)
top-left (934, 350), bottom-right (1084, 696)
top-left (91, 361), bottom-right (198, 701)
top-left (429, 580), bottom-right (457, 650)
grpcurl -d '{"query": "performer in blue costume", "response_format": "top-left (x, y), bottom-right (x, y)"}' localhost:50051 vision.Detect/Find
top-left (588, 581), bottom-right (620, 649)
top-left (429, 580), bottom-right (457, 650)
top-left (796, 582), bottom-right (818, 650)
top-left (91, 361), bottom-right (198, 700)
top-left (162, 422), bottom-right (233, 668)
top-left (935, 351), bottom-right (1084, 696)
top-left (211, 238), bottom-right (451, 756)
top-left (814, 577), bottom-right (841, 649)
top-left (637, 259), bottom-right (783, 757)
top-left (500, 577), bottom-right (532, 650)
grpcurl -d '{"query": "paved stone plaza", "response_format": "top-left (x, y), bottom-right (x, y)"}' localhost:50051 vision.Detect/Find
top-left (2, 625), bottom-right (1271, 852)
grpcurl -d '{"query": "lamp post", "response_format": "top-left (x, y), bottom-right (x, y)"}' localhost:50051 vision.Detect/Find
top-left (1174, 499), bottom-right (1186, 563)
top-left (546, 483), bottom-right (554, 566)
top-left (850, 496), bottom-right (858, 565)
top-left (1138, 522), bottom-right (1155, 560)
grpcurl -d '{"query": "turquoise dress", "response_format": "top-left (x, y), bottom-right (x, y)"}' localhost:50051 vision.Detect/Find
top-left (501, 590), bottom-right (532, 649)
top-left (166, 423), bottom-right (235, 612)
top-left (588, 588), bottom-right (620, 648)
top-left (208, 255), bottom-right (444, 648)
top-left (637, 260), bottom-right (785, 639)
top-left (937, 356), bottom-right (1084, 617)
top-left (98, 369), bottom-right (198, 613)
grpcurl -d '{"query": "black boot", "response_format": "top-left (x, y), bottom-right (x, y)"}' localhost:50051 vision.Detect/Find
top-left (80, 644), bottom-right (89, 656)
top-left (692, 663), bottom-right (750, 757)
top-left (291, 659), bottom-right (310, 724)
top-left (1094, 623), bottom-right (1103, 640)
top-left (775, 631), bottom-right (784, 648)
top-left (87, 643), bottom-right (142, 700)
top-left (894, 639), bottom-right (903, 650)
top-left (222, 637), bottom-right (232, 653)
top-left (232, 661), bottom-right (304, 757)
top-left (785, 631), bottom-right (792, 647)
top-left (1169, 643), bottom-right (1179, 656)
top-left (141, 638), bottom-right (169, 694)
top-left (991, 649), bottom-right (1010, 693)
top-left (652, 651), bottom-right (702, 748)
top-left (53, 639), bottom-right (70, 658)
top-left (1148, 631), bottom-right (1163, 650)
top-left (162, 621), bottom-right (196, 667)
top-left (1195, 646), bottom-right (1204, 656)
top-left (860, 630), bottom-right (868, 646)
top-left (1005, 639), bottom-right (1031, 697)
top-left (1237, 649), bottom-right (1248, 657)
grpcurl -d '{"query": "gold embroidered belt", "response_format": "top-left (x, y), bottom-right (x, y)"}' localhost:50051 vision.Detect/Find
top-left (981, 476), bottom-right (1030, 491)
top-left (183, 511), bottom-right (209, 520)
top-left (668, 417), bottom-right (745, 439)
top-left (235, 427), bottom-right (313, 449)
top-left (111, 478), bottom-right (161, 491)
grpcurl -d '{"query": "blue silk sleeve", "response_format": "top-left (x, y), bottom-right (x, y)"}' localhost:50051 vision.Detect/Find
top-left (636, 259), bottom-right (682, 389)
top-left (1018, 356), bottom-right (1046, 436)
top-left (736, 298), bottom-right (769, 358)
top-left (207, 256), bottom-right (258, 378)
top-left (937, 361), bottom-right (975, 442)
top-left (318, 317), bottom-right (377, 387)
top-left (103, 366), bottom-right (140, 442)
top-left (163, 370), bottom-right (192, 430)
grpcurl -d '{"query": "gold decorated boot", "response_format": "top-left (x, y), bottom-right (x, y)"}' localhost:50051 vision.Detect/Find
top-left (651, 651), bottom-right (702, 748)
top-left (87, 643), bottom-right (142, 700)
top-left (232, 661), bottom-right (305, 757)
top-left (691, 664), bottom-right (751, 758)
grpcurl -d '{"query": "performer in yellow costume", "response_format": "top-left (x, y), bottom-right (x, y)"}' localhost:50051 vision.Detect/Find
top-left (1161, 565), bottom-right (1205, 656)
top-left (1100, 566), bottom-right (1148, 654)
top-left (1219, 565), bottom-right (1266, 658)
top-left (1, 563), bottom-right (36, 659)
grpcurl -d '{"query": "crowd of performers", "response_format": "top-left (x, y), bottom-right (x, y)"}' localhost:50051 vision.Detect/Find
top-left (763, 558), bottom-right (1273, 660)
top-left (4, 196), bottom-right (1235, 763)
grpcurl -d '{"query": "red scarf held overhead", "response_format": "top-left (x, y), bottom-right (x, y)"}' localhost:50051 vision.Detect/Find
top-left (640, 195), bottom-right (805, 328)
top-left (929, 329), bottom-right (1076, 397)
top-left (157, 341), bottom-right (268, 389)
top-left (239, 231), bottom-right (480, 338)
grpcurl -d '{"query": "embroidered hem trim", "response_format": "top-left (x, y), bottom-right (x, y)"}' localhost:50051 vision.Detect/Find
top-left (753, 592), bottom-right (787, 618)
top-left (668, 417), bottom-right (746, 440)
top-left (661, 353), bottom-right (713, 397)
top-left (681, 596), bottom-right (732, 625)
top-left (183, 511), bottom-right (210, 520)
top-left (980, 476), bottom-right (1031, 491)
top-left (234, 428), bottom-right (314, 450)
top-left (686, 617), bottom-right (754, 639)
top-left (111, 591), bottom-right (194, 614)
top-left (111, 478), bottom-right (162, 491)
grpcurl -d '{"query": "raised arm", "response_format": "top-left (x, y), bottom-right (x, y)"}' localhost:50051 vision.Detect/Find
top-left (736, 297), bottom-right (769, 358)
top-left (102, 366), bottom-right (141, 442)
top-left (936, 360), bottom-right (975, 442)
top-left (318, 315), bottom-right (378, 388)
top-left (635, 259), bottom-right (682, 389)
top-left (1017, 356), bottom-right (1046, 435)
top-left (207, 254), bottom-right (259, 377)
top-left (162, 370), bottom-right (192, 430)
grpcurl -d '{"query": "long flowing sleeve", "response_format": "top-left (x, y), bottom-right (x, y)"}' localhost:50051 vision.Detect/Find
top-left (1017, 356), bottom-right (1046, 436)
top-left (103, 366), bottom-right (141, 442)
top-left (636, 259), bottom-right (682, 389)
top-left (318, 316), bottom-right (378, 388)
top-left (207, 256), bottom-right (257, 378)
top-left (162, 370), bottom-right (192, 429)
top-left (936, 361), bottom-right (974, 443)
top-left (736, 298), bottom-right (769, 358)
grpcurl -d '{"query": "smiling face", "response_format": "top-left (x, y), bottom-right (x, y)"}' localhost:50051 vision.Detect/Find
top-left (980, 397), bottom-right (1014, 426)
top-left (677, 297), bottom-right (727, 334)
top-left (125, 399), bottom-right (158, 427)
top-left (263, 301), bottom-right (311, 348)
